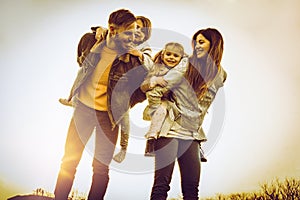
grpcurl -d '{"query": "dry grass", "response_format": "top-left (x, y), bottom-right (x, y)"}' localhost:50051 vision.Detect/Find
top-left (169, 177), bottom-right (300, 200)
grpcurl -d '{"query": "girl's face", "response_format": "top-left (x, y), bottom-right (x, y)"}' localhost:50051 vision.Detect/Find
top-left (194, 34), bottom-right (211, 59)
top-left (162, 50), bottom-right (182, 67)
top-left (134, 19), bottom-right (146, 44)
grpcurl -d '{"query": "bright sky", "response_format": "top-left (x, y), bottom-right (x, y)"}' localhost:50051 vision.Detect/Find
top-left (1, 0), bottom-right (300, 200)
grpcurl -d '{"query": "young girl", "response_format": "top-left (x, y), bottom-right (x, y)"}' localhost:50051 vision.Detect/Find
top-left (140, 42), bottom-right (190, 156)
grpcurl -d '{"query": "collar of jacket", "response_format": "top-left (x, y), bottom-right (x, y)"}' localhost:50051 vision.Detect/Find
top-left (119, 54), bottom-right (131, 63)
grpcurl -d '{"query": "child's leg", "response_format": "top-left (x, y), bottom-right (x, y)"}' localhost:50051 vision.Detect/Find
top-left (113, 112), bottom-right (129, 163)
top-left (119, 111), bottom-right (130, 150)
top-left (145, 102), bottom-right (168, 139)
top-left (144, 102), bottom-right (168, 157)
top-left (113, 130), bottom-right (128, 163)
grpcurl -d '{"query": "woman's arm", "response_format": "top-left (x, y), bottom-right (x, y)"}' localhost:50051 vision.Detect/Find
top-left (198, 67), bottom-right (227, 118)
top-left (140, 75), bottom-right (168, 93)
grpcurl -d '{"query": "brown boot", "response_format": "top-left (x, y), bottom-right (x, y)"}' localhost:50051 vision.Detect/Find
top-left (144, 139), bottom-right (155, 157)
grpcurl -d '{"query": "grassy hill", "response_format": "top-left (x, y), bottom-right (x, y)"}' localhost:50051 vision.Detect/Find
top-left (169, 177), bottom-right (300, 200)
top-left (7, 177), bottom-right (299, 200)
top-left (7, 195), bottom-right (53, 200)
top-left (202, 177), bottom-right (299, 200)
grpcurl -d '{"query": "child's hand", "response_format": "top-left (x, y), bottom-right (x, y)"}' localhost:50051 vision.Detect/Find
top-left (129, 49), bottom-right (143, 59)
top-left (96, 26), bottom-right (107, 41)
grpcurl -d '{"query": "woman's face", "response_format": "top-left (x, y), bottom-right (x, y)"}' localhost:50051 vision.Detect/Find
top-left (194, 34), bottom-right (211, 59)
top-left (134, 19), bottom-right (146, 44)
top-left (162, 50), bottom-right (182, 67)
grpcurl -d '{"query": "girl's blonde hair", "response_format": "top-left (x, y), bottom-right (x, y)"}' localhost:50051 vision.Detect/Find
top-left (153, 42), bottom-right (184, 64)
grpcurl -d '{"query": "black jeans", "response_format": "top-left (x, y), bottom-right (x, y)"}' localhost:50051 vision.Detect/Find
top-left (150, 137), bottom-right (201, 200)
top-left (54, 101), bottom-right (118, 200)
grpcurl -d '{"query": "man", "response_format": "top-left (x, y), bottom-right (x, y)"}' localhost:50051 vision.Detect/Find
top-left (54, 9), bottom-right (147, 200)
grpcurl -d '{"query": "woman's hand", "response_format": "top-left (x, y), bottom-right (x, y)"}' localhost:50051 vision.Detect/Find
top-left (150, 76), bottom-right (168, 88)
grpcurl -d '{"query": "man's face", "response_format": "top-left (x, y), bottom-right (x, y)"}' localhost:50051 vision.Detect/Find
top-left (114, 22), bottom-right (136, 52)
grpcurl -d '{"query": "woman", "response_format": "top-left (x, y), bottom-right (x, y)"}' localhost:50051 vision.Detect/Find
top-left (149, 28), bottom-right (227, 200)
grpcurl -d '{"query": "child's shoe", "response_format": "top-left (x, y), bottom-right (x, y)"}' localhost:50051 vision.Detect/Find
top-left (59, 98), bottom-right (74, 107)
top-left (113, 149), bottom-right (127, 163)
top-left (199, 146), bottom-right (207, 162)
top-left (144, 139), bottom-right (155, 157)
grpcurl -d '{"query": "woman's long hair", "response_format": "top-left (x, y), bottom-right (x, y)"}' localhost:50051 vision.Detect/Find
top-left (185, 28), bottom-right (224, 98)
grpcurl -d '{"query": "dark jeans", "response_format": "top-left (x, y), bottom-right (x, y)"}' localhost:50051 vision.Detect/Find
top-left (54, 101), bottom-right (118, 200)
top-left (150, 137), bottom-right (201, 200)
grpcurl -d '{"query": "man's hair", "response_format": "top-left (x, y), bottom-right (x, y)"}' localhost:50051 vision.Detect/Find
top-left (108, 9), bottom-right (136, 28)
